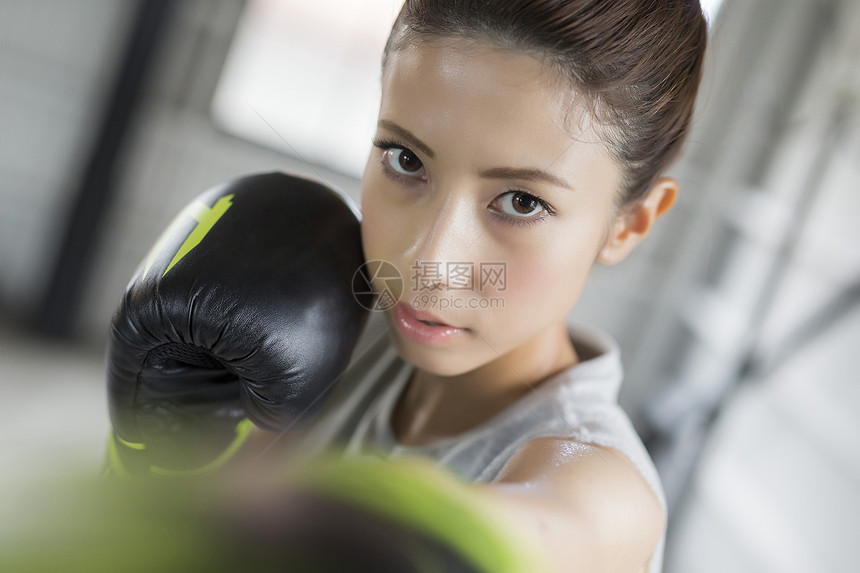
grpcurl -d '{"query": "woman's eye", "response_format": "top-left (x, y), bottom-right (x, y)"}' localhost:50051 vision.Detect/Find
top-left (384, 148), bottom-right (425, 177)
top-left (499, 191), bottom-right (545, 218)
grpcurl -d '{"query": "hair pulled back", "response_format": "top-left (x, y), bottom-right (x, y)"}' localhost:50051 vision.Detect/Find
top-left (383, 0), bottom-right (708, 212)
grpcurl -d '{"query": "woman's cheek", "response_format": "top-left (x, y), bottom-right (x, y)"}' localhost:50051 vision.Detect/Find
top-left (501, 256), bottom-right (556, 316)
top-left (359, 215), bottom-right (377, 262)
top-left (359, 182), bottom-right (386, 262)
top-left (502, 247), bottom-right (589, 321)
top-left (360, 182), bottom-right (415, 300)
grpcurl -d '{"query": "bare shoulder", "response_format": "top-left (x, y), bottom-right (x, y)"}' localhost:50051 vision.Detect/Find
top-left (496, 437), bottom-right (665, 571)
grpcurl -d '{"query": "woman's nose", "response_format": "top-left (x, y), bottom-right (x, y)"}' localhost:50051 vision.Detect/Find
top-left (405, 199), bottom-right (477, 288)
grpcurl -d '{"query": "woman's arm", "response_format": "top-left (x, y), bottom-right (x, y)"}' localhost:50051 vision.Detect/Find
top-left (246, 429), bottom-right (663, 572)
top-left (468, 438), bottom-right (665, 573)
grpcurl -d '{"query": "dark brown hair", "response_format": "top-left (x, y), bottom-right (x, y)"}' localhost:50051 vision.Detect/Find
top-left (382, 0), bottom-right (708, 214)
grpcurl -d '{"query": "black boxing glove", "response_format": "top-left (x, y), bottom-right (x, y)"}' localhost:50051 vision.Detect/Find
top-left (105, 172), bottom-right (371, 477)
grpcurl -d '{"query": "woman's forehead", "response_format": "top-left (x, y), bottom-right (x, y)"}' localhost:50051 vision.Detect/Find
top-left (379, 38), bottom-right (610, 174)
top-left (384, 36), bottom-right (559, 101)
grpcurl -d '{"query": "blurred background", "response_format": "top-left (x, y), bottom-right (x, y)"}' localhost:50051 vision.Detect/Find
top-left (1, 0), bottom-right (858, 571)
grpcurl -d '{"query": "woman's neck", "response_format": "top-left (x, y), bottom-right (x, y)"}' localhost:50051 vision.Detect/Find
top-left (391, 320), bottom-right (579, 447)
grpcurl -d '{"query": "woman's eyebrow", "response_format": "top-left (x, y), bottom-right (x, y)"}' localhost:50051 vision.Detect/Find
top-left (480, 167), bottom-right (575, 193)
top-left (377, 119), bottom-right (574, 192)
top-left (377, 120), bottom-right (435, 159)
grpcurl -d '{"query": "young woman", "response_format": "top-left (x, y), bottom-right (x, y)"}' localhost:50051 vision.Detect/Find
top-left (296, 1), bottom-right (709, 571)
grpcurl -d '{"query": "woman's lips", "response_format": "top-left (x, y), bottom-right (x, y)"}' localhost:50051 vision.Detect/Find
top-left (393, 302), bottom-right (466, 346)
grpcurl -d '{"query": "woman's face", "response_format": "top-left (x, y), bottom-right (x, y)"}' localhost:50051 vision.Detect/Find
top-left (360, 37), bottom-right (623, 376)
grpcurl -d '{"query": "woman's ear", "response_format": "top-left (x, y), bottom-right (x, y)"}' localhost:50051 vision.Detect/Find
top-left (597, 177), bottom-right (679, 265)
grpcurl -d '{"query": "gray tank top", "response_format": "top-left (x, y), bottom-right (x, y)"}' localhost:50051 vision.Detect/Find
top-left (300, 313), bottom-right (666, 573)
